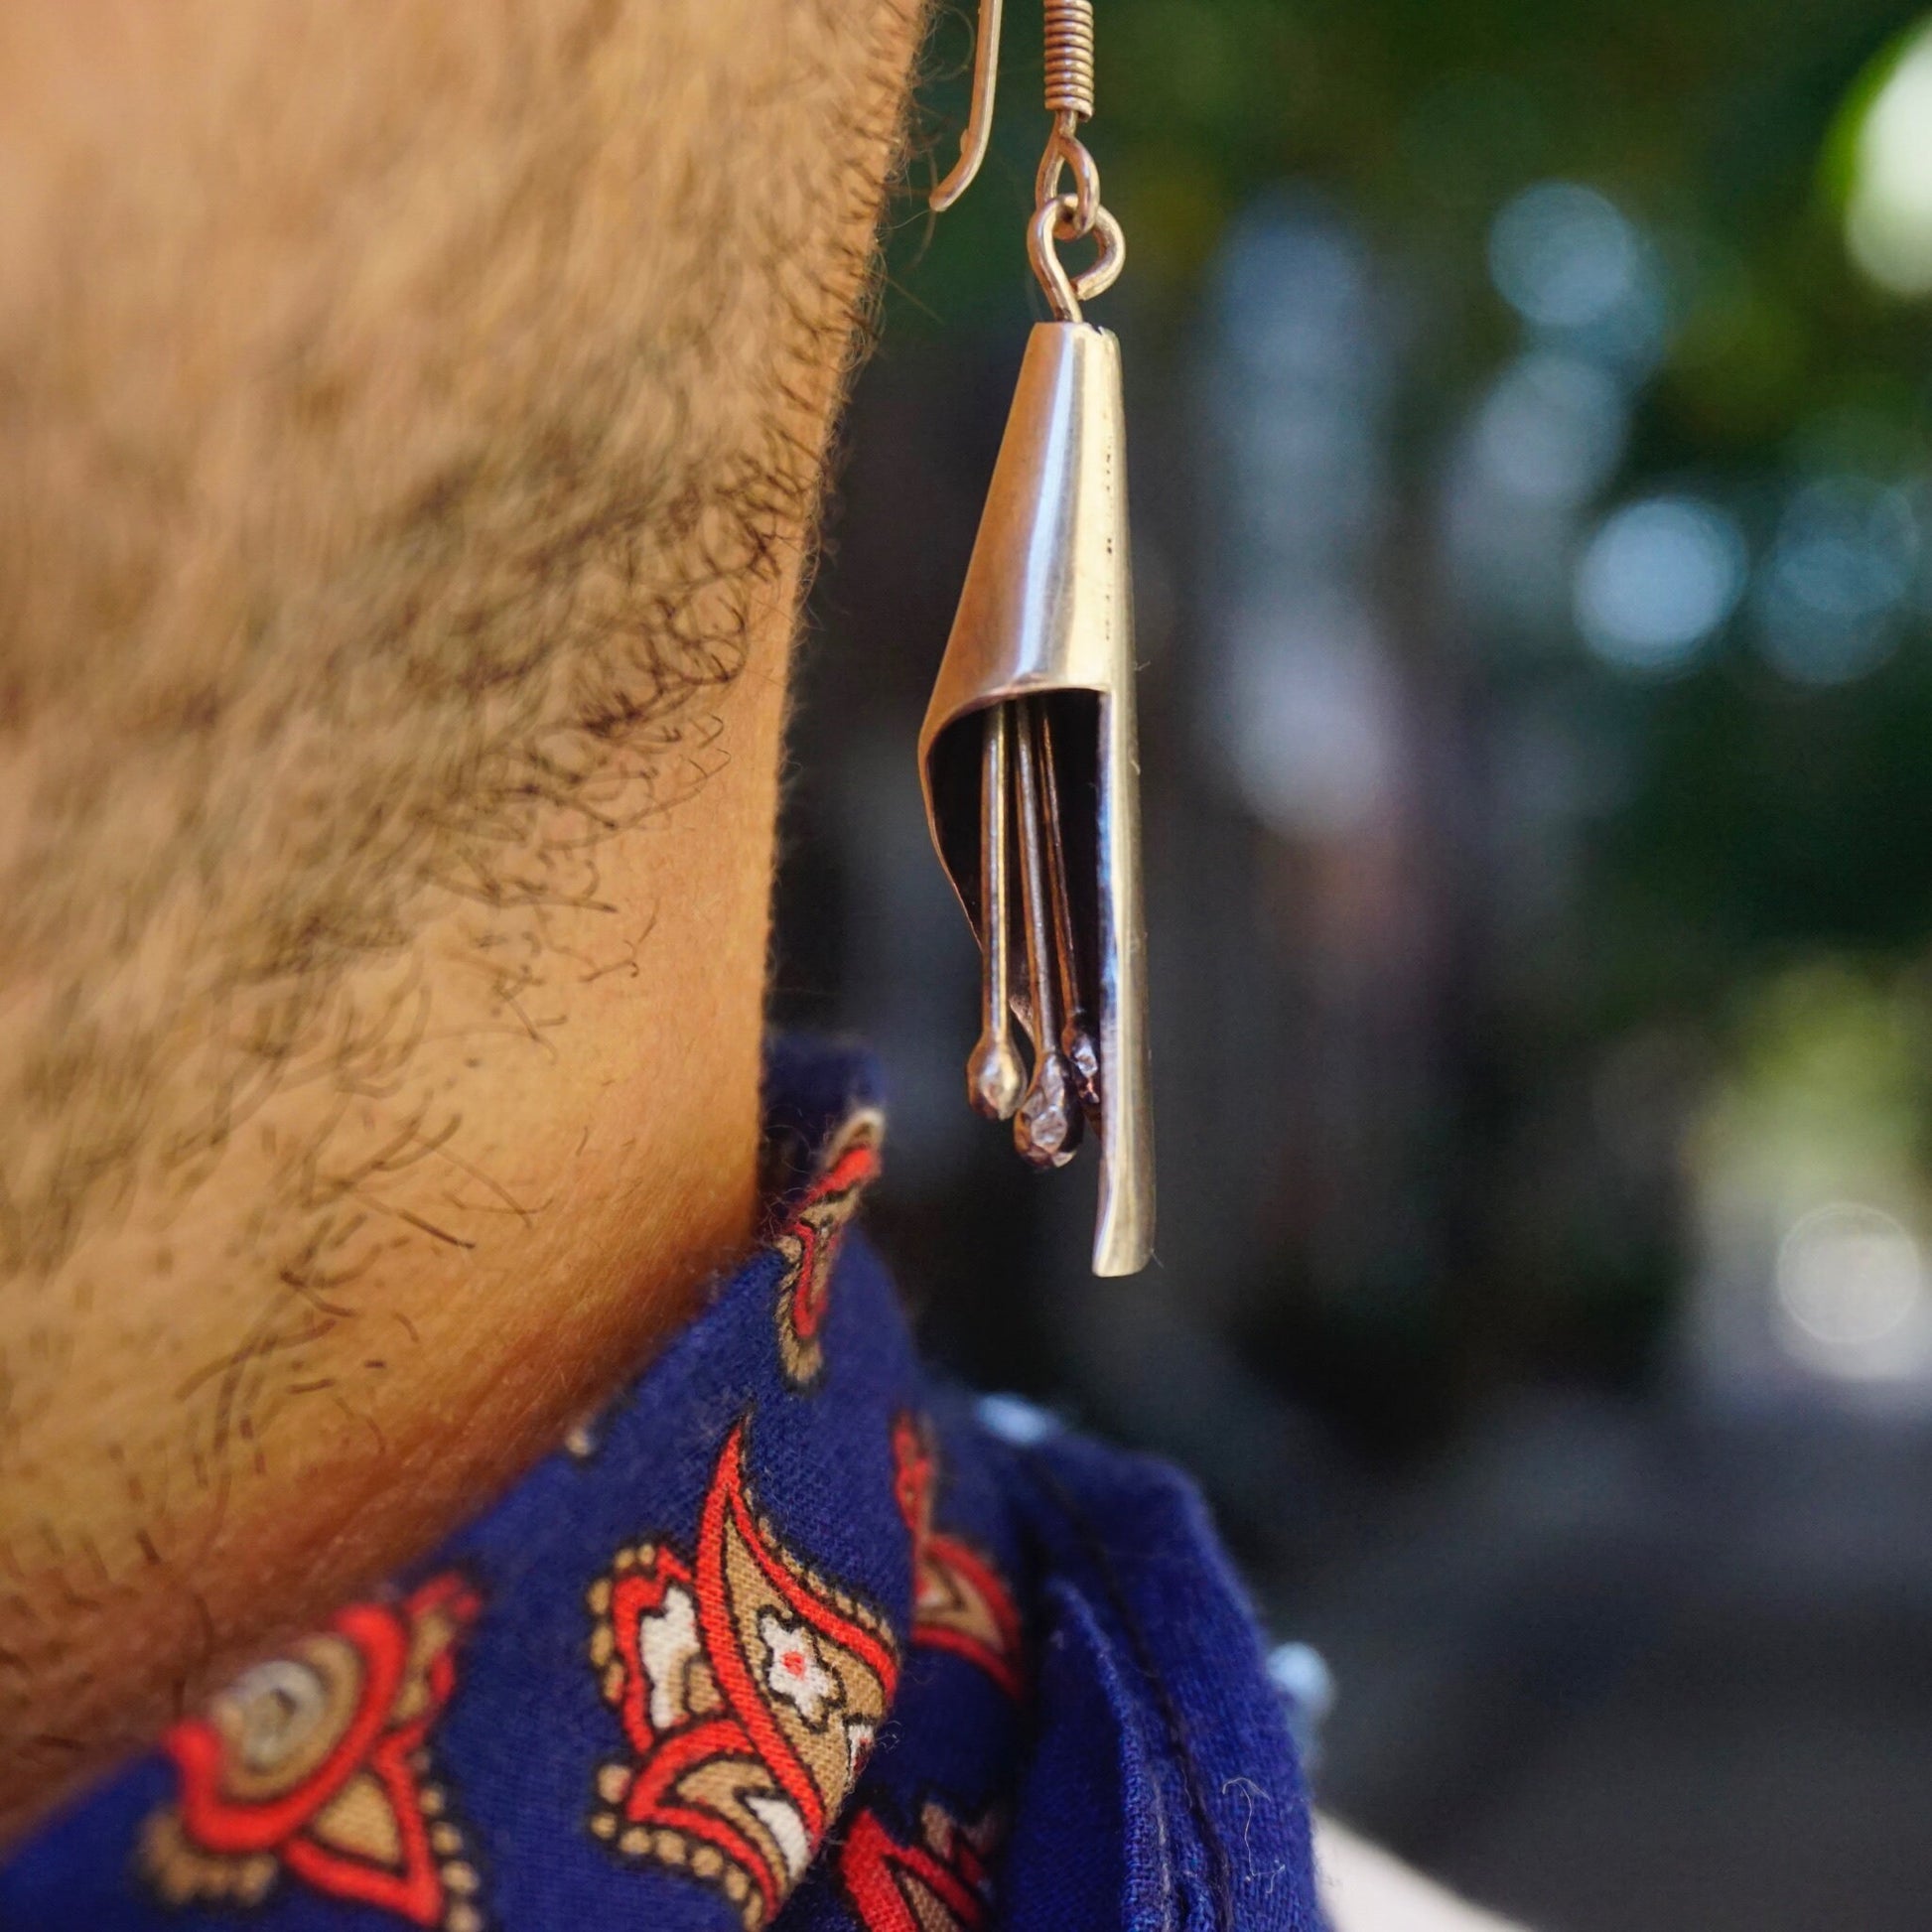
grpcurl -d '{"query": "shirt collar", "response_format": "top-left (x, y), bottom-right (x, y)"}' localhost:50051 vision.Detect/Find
top-left (2, 1038), bottom-right (1325, 1932)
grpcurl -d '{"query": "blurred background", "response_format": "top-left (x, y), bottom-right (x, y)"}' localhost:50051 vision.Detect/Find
top-left (772, 3), bottom-right (1932, 1925)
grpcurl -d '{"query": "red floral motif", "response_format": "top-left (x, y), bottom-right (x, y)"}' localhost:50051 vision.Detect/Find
top-left (837, 1801), bottom-right (1000, 1932)
top-left (893, 1416), bottom-right (1026, 1700)
top-left (140, 1574), bottom-right (484, 1931)
top-left (587, 1419), bottom-right (899, 1930)
top-left (772, 1107), bottom-right (884, 1386)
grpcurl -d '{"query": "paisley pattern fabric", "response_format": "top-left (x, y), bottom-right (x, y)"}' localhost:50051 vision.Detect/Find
top-left (0, 1042), bottom-right (1323, 1932)
top-left (140, 1576), bottom-right (484, 1930)
top-left (772, 1107), bottom-right (882, 1389)
top-left (585, 1419), bottom-right (899, 1927)
top-left (836, 1802), bottom-right (1000, 1932)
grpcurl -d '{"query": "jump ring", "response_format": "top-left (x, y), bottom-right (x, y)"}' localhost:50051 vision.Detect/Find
top-left (1028, 195), bottom-right (1125, 322)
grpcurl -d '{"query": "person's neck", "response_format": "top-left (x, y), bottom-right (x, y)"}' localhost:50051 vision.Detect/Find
top-left (0, 0), bottom-right (932, 1837)
top-left (0, 654), bottom-right (791, 1843)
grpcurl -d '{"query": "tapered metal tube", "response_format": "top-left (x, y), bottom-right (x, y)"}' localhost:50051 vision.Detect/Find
top-left (918, 322), bottom-right (1153, 1273)
top-left (967, 709), bottom-right (1025, 1119)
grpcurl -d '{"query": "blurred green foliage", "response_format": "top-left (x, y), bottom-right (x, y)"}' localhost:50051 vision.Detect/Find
top-left (897, 0), bottom-right (1932, 991)
top-left (867, 0), bottom-right (1932, 1399)
top-left (906, 0), bottom-right (1924, 405)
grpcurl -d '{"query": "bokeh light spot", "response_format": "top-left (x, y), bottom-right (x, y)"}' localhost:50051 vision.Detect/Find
top-left (1472, 351), bottom-right (1627, 505)
top-left (1490, 182), bottom-right (1638, 325)
top-left (1753, 476), bottom-right (1918, 686)
top-left (1776, 1202), bottom-right (1930, 1380)
top-left (1573, 495), bottom-right (1746, 673)
top-left (1844, 24), bottom-right (1932, 296)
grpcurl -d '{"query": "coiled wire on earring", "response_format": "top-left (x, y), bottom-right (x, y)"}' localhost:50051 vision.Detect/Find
top-left (1041, 0), bottom-right (1095, 120)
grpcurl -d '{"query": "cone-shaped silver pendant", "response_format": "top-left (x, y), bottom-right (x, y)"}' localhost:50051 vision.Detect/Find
top-left (919, 321), bottom-right (1154, 1276)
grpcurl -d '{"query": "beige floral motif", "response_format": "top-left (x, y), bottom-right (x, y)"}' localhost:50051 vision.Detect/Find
top-left (757, 1609), bottom-right (844, 1728)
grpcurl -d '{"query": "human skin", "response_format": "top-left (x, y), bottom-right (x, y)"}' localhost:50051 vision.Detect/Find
top-left (0, 0), bottom-right (927, 1838)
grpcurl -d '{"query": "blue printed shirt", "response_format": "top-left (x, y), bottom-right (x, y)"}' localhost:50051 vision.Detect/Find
top-left (1, 1043), bottom-right (1322, 1932)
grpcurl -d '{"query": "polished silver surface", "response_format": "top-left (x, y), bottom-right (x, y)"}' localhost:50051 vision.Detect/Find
top-left (1035, 699), bottom-right (1101, 1118)
top-left (1012, 697), bottom-right (1080, 1169)
top-left (918, 321), bottom-right (1155, 1275)
top-left (966, 706), bottom-right (1025, 1120)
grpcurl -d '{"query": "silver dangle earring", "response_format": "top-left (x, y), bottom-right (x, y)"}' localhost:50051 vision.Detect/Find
top-left (919, 0), bottom-right (1154, 1276)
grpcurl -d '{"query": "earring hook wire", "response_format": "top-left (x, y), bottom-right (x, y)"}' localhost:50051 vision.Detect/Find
top-left (928, 0), bottom-right (1120, 320)
top-left (930, 0), bottom-right (1006, 211)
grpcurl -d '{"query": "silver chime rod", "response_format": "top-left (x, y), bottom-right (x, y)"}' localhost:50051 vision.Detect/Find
top-left (1011, 697), bottom-right (1080, 1169)
top-left (968, 707), bottom-right (1025, 1121)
